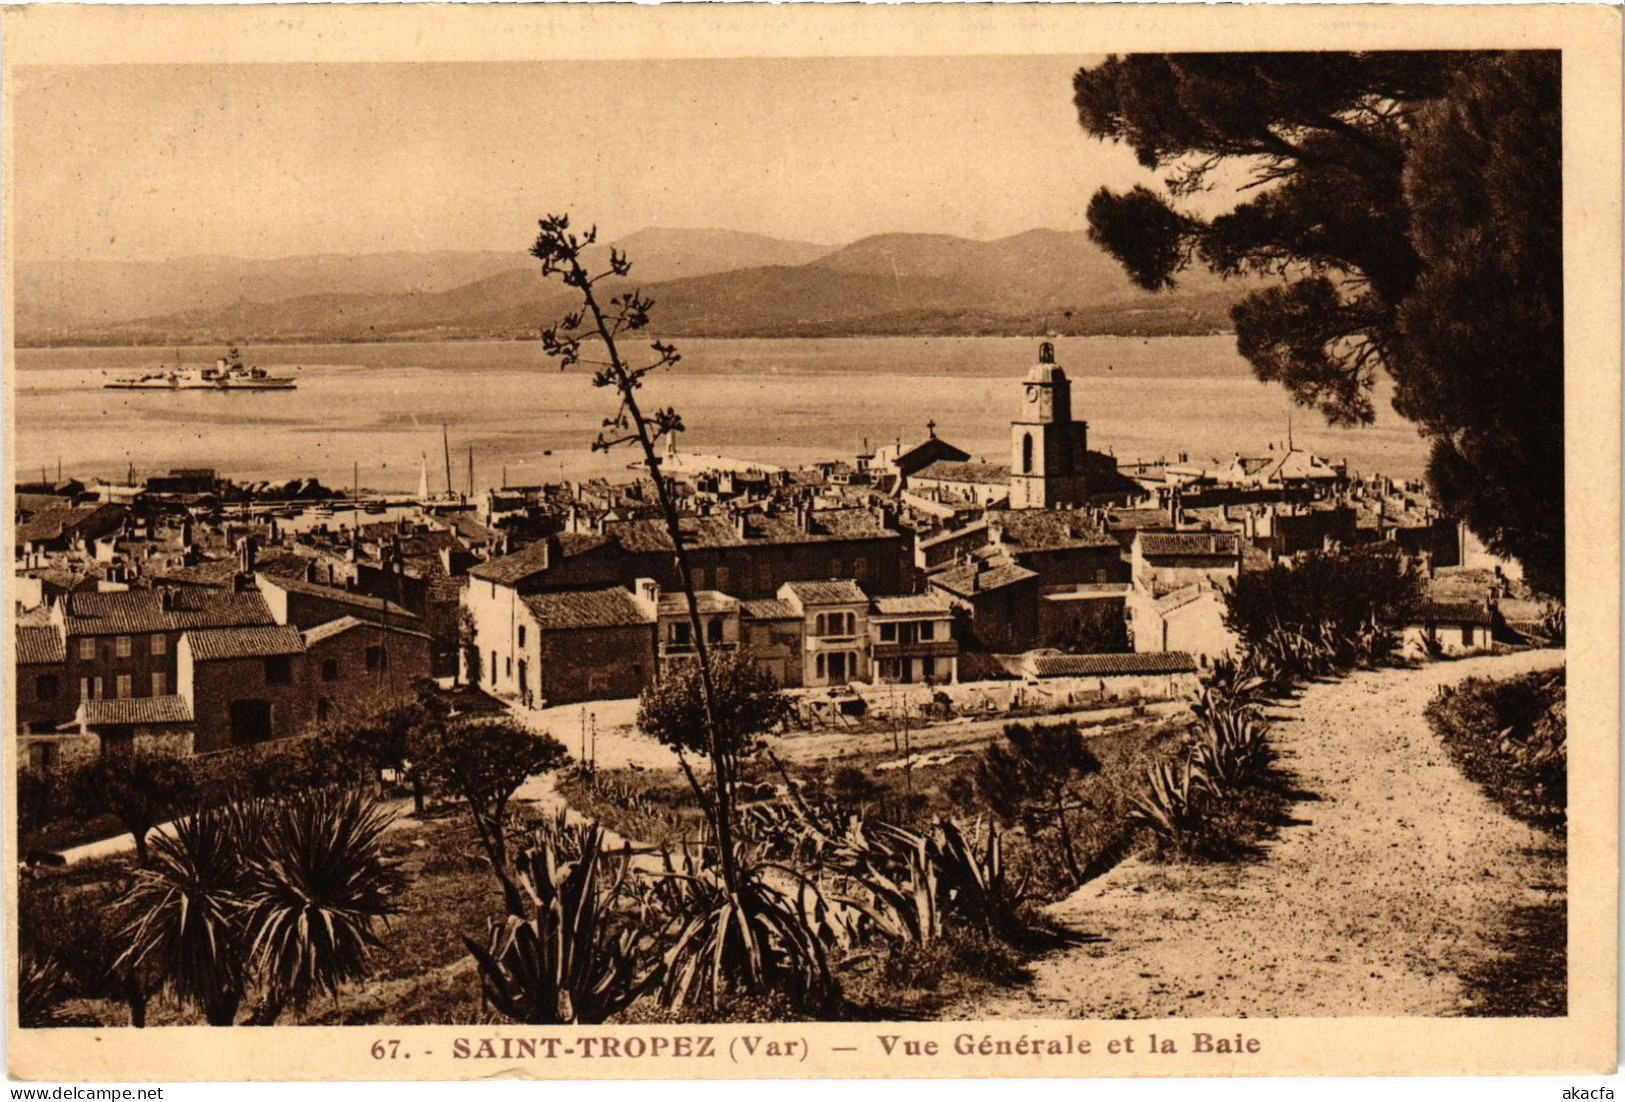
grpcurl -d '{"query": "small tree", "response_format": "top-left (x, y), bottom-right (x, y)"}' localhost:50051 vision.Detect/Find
top-left (975, 722), bottom-right (1100, 884)
top-left (637, 648), bottom-right (791, 805)
top-left (77, 751), bottom-right (198, 865)
top-left (415, 715), bottom-right (569, 915)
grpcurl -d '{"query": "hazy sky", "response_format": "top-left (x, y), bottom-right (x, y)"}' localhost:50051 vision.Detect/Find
top-left (10, 55), bottom-right (1160, 262)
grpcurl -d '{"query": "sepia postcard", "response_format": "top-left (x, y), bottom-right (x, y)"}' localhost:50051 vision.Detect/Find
top-left (3, 2), bottom-right (1619, 1084)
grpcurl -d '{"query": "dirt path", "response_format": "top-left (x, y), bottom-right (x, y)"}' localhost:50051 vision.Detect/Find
top-left (954, 649), bottom-right (1567, 1019)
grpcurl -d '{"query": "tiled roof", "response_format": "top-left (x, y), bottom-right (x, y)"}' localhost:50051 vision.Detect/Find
top-left (658, 590), bottom-right (738, 616)
top-left (256, 574), bottom-right (417, 619)
top-left (1105, 508), bottom-right (1170, 531)
top-left (301, 616), bottom-right (432, 646)
top-left (918, 522), bottom-right (989, 550)
top-left (739, 599), bottom-right (800, 620)
top-left (783, 580), bottom-right (868, 606)
top-left (871, 594), bottom-right (953, 616)
top-left (184, 624), bottom-right (307, 661)
top-left (913, 461), bottom-right (1011, 486)
top-left (15, 503), bottom-right (127, 547)
top-left (929, 561), bottom-right (1039, 598)
top-left (986, 509), bottom-right (1118, 550)
top-left (64, 588), bottom-right (275, 636)
top-left (1029, 651), bottom-right (1198, 678)
top-left (468, 539), bottom-right (554, 584)
top-left (1136, 531), bottom-right (1242, 558)
top-left (1405, 601), bottom-right (1496, 626)
top-left (522, 587), bottom-right (654, 631)
top-left (16, 624), bottom-right (65, 666)
top-left (607, 507), bottom-right (896, 554)
top-left (80, 695), bottom-right (195, 727)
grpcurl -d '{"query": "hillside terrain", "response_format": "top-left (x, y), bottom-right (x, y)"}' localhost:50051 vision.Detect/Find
top-left (18, 228), bottom-right (1253, 346)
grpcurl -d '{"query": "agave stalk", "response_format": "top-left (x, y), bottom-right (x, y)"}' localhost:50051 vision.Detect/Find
top-left (532, 215), bottom-right (739, 898)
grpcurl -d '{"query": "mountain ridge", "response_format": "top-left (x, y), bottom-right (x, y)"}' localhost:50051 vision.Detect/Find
top-left (17, 227), bottom-right (1255, 346)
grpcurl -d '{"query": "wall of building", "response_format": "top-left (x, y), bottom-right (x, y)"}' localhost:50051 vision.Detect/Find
top-left (1127, 590), bottom-right (1237, 664)
top-left (305, 624), bottom-right (434, 729)
top-left (59, 629), bottom-right (179, 712)
top-left (462, 577), bottom-right (537, 700)
top-left (537, 624), bottom-right (656, 706)
top-left (179, 647), bottom-right (312, 754)
top-left (797, 603), bottom-right (870, 687)
top-left (1037, 594), bottom-right (1128, 651)
top-left (1401, 622), bottom-right (1493, 658)
top-left (17, 732), bottom-right (101, 773)
top-left (742, 619), bottom-right (804, 688)
top-left (16, 661), bottom-right (74, 734)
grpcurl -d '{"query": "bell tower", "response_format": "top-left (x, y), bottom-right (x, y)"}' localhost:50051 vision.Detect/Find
top-left (1010, 341), bottom-right (1090, 509)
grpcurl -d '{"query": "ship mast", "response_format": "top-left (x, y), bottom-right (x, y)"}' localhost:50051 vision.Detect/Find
top-left (442, 423), bottom-right (454, 502)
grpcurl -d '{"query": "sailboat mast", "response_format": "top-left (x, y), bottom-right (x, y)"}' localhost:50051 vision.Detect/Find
top-left (353, 461), bottom-right (359, 535)
top-left (442, 423), bottom-right (453, 501)
top-left (466, 446), bottom-right (474, 501)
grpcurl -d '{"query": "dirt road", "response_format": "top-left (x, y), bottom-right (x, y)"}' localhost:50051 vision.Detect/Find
top-left (954, 649), bottom-right (1567, 1019)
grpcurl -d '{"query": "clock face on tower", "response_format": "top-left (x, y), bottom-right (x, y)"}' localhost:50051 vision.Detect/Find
top-left (1026, 385), bottom-right (1039, 405)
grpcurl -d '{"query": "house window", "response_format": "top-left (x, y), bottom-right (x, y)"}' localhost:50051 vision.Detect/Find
top-left (369, 647), bottom-right (390, 674)
top-left (490, 651), bottom-right (498, 684)
top-left (317, 698), bottom-right (331, 722)
top-left (715, 567), bottom-right (730, 592)
top-left (35, 674), bottom-right (59, 702)
top-left (505, 655), bottom-right (512, 679)
top-left (115, 635), bottom-right (132, 658)
top-left (151, 672), bottom-right (167, 696)
top-left (707, 618), bottom-right (723, 644)
top-left (322, 658), bottom-right (339, 681)
top-left (518, 625), bottom-right (527, 648)
top-left (1460, 625), bottom-right (1473, 646)
top-left (692, 567), bottom-right (707, 589)
top-left (672, 621), bottom-right (691, 646)
top-left (853, 558), bottom-right (867, 581)
top-left (815, 613), bottom-right (827, 636)
top-left (115, 674), bottom-right (132, 699)
top-left (832, 559), bottom-right (844, 579)
top-left (816, 653), bottom-right (825, 679)
top-left (79, 677), bottom-right (90, 701)
top-left (79, 638), bottom-right (96, 661)
top-left (265, 656), bottom-right (292, 686)
top-left (1022, 433), bottom-right (1034, 474)
top-left (879, 622), bottom-right (897, 643)
top-left (230, 699), bottom-right (274, 745)
top-left (151, 633), bottom-right (167, 656)
top-left (919, 621), bottom-right (934, 642)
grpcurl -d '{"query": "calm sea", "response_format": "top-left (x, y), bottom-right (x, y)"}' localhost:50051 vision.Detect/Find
top-left (11, 337), bottom-right (1427, 494)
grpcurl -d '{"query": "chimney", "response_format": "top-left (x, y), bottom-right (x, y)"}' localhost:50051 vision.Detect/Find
top-left (735, 511), bottom-right (749, 539)
top-left (237, 535), bottom-right (257, 575)
top-left (305, 560), bottom-right (318, 583)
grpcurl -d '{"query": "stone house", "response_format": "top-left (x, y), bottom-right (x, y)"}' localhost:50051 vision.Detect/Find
top-left (1400, 601), bottom-right (1499, 659)
top-left (302, 617), bottom-right (435, 729)
top-left (177, 624), bottom-right (311, 752)
top-left (656, 589), bottom-right (741, 674)
top-left (738, 599), bottom-right (805, 688)
top-left (868, 594), bottom-right (958, 685)
top-left (779, 580), bottom-right (870, 687)
top-left (929, 559), bottom-right (1042, 652)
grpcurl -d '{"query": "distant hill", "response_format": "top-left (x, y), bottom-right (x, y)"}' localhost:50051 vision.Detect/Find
top-left (16, 228), bottom-right (1255, 346)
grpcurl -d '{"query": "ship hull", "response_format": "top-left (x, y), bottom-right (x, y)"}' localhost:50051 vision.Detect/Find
top-left (104, 380), bottom-right (297, 390)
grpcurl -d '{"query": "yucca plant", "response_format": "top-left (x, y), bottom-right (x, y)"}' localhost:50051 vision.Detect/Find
top-left (467, 825), bottom-right (661, 1024)
top-left (117, 805), bottom-right (250, 1025)
top-left (240, 787), bottom-right (405, 1021)
top-left (648, 844), bottom-right (840, 1015)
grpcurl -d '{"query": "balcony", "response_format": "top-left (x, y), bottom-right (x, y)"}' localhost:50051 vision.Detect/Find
top-left (871, 640), bottom-right (959, 660)
top-left (659, 640), bottom-right (739, 659)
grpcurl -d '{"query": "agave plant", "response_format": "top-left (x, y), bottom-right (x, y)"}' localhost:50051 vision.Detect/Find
top-left (117, 805), bottom-right (250, 1025)
top-left (832, 822), bottom-right (943, 947)
top-left (1127, 757), bottom-right (1209, 843)
top-left (466, 825), bottom-right (661, 1024)
top-left (1190, 701), bottom-right (1273, 792)
top-left (239, 787), bottom-right (405, 1020)
top-left (926, 819), bottom-right (1025, 936)
top-left (648, 843), bottom-right (840, 1014)
top-left (18, 948), bottom-right (72, 1028)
